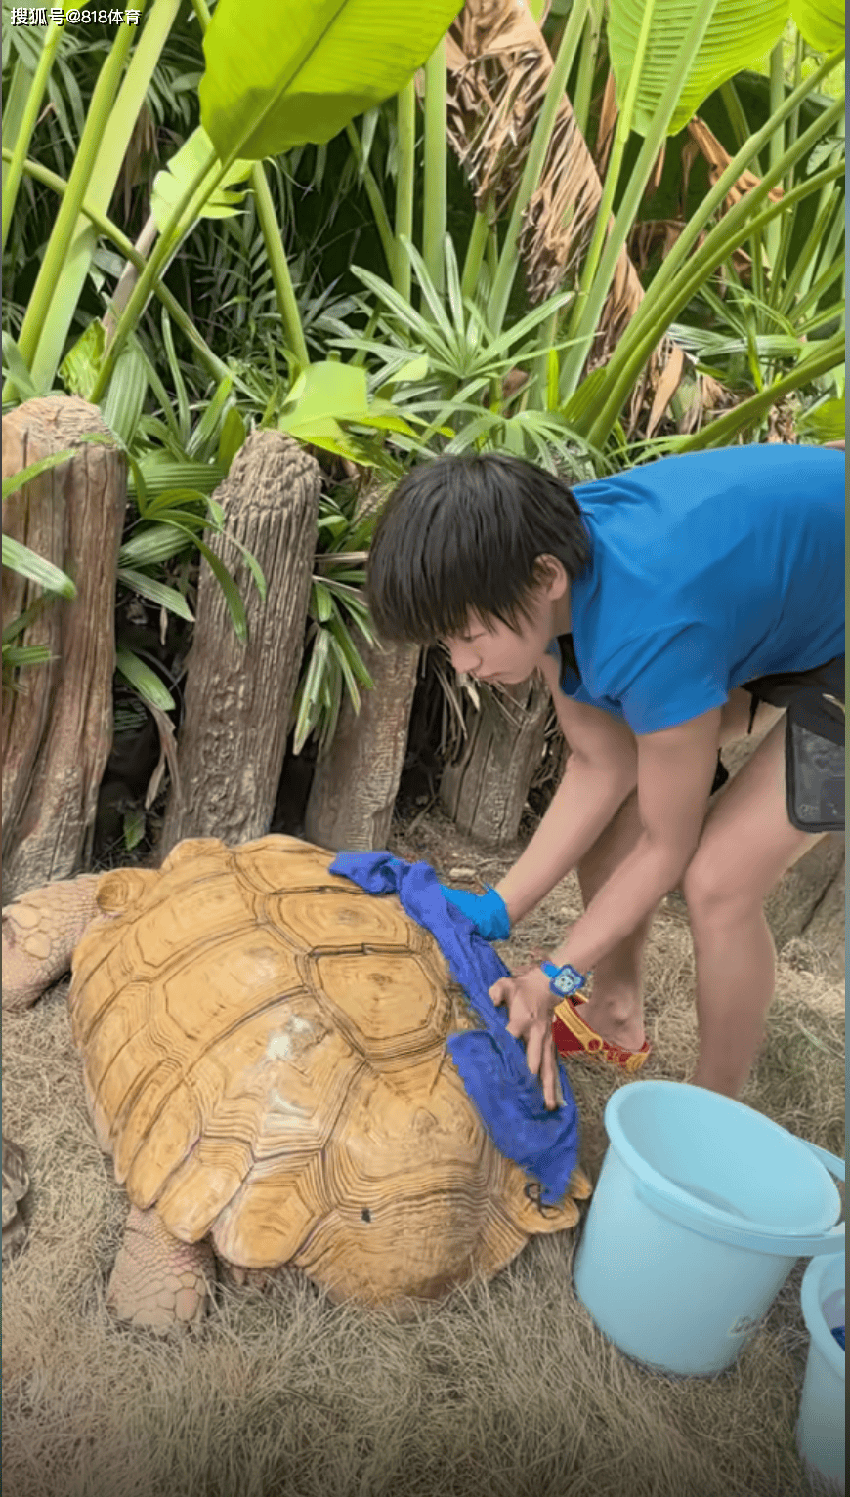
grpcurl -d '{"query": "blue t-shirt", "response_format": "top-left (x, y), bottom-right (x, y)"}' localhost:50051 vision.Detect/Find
top-left (549, 445), bottom-right (844, 735)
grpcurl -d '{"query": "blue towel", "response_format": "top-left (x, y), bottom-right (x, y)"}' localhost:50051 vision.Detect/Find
top-left (330, 851), bottom-right (580, 1206)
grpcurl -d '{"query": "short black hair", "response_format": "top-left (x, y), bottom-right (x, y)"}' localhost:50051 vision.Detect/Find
top-left (366, 452), bottom-right (591, 645)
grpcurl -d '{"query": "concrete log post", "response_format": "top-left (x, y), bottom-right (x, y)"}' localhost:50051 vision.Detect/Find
top-left (440, 675), bottom-right (550, 845)
top-left (304, 638), bottom-right (420, 851)
top-left (159, 432), bottom-right (320, 853)
top-left (2, 396), bottom-right (126, 901)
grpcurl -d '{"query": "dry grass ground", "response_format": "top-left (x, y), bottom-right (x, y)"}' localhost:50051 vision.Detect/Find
top-left (1, 809), bottom-right (844, 1497)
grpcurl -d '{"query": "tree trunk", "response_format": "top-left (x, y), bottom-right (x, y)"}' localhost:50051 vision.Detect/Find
top-left (2, 396), bottom-right (126, 903)
top-left (440, 675), bottom-right (550, 845)
top-left (304, 639), bottom-right (420, 851)
top-left (159, 432), bottom-right (320, 854)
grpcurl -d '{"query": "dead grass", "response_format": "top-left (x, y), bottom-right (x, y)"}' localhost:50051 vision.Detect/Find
top-left (2, 810), bottom-right (844, 1497)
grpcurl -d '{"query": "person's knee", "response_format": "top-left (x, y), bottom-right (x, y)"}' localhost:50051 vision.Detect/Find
top-left (681, 846), bottom-right (757, 927)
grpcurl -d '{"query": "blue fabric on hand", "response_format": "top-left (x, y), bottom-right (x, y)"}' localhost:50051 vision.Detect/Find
top-left (330, 850), bottom-right (579, 1207)
top-left (438, 884), bottom-right (510, 940)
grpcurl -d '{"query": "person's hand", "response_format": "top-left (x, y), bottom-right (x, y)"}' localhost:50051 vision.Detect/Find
top-left (439, 884), bottom-right (510, 940)
top-left (489, 965), bottom-right (563, 1110)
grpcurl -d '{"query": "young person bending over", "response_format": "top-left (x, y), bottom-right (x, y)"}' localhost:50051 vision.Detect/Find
top-left (365, 446), bottom-right (845, 1109)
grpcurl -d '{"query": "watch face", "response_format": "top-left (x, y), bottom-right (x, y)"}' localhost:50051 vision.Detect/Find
top-left (553, 966), bottom-right (581, 995)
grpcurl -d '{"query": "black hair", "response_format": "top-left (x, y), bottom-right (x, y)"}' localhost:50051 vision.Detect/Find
top-left (366, 452), bottom-right (591, 645)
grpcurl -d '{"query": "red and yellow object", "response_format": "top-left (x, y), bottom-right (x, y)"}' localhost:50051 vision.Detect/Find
top-left (552, 994), bottom-right (651, 1073)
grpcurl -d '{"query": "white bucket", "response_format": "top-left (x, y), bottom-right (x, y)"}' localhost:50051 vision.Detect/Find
top-left (796, 1249), bottom-right (845, 1493)
top-left (572, 1081), bottom-right (844, 1375)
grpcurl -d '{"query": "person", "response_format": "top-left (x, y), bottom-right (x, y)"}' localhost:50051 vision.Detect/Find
top-left (365, 444), bottom-right (845, 1109)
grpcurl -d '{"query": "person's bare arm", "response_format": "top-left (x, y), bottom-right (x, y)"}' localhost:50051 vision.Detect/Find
top-left (492, 703), bottom-right (722, 1108)
top-left (495, 652), bottom-right (639, 922)
top-left (545, 707), bottom-right (720, 973)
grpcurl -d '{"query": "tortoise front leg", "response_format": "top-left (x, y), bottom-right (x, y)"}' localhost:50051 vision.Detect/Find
top-left (1, 875), bottom-right (103, 1010)
top-left (107, 1204), bottom-right (216, 1331)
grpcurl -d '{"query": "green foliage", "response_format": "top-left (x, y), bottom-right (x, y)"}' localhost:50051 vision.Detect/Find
top-left (795, 391), bottom-right (845, 441)
top-left (2, 446), bottom-right (86, 677)
top-left (291, 492), bottom-right (378, 756)
top-left (1, 533), bottom-right (76, 601)
top-left (608, 0), bottom-right (792, 137)
top-left (276, 359), bottom-right (423, 463)
top-left (327, 235), bottom-right (601, 475)
top-left (791, 0), bottom-right (845, 52)
top-left (574, 51), bottom-right (844, 448)
top-left (115, 644), bottom-right (177, 713)
top-left (198, 0), bottom-right (463, 160)
top-left (2, 0), bottom-right (844, 771)
top-left (2, 5), bottom-right (202, 342)
top-left (6, 4), bottom-right (181, 400)
top-left (150, 125), bottom-right (252, 230)
top-left (1, 444), bottom-right (87, 682)
top-left (668, 255), bottom-right (840, 407)
top-left (119, 354), bottom-right (266, 649)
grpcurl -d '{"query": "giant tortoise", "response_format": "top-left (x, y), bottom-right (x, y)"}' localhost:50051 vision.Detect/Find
top-left (2, 835), bottom-right (589, 1328)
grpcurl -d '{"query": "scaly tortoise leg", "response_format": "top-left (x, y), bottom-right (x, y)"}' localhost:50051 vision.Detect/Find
top-left (106, 1204), bottom-right (216, 1331)
top-left (1, 876), bottom-right (103, 1011)
top-left (2, 866), bottom-right (157, 1011)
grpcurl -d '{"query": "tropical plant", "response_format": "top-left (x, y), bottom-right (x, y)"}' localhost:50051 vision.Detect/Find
top-left (290, 493), bottom-right (379, 756)
top-left (2, 0), bottom-right (469, 787)
top-left (327, 0), bottom-right (843, 460)
top-left (324, 233), bottom-right (603, 475)
top-left (2, 0), bottom-right (844, 795)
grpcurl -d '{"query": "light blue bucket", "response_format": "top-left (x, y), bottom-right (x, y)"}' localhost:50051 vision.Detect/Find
top-left (573, 1081), bottom-right (844, 1376)
top-left (796, 1250), bottom-right (845, 1493)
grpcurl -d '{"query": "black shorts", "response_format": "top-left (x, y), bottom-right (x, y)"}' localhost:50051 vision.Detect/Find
top-left (745, 655), bottom-right (845, 833)
top-left (744, 654), bottom-right (845, 746)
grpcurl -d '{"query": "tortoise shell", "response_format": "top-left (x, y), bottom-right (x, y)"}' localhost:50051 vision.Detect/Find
top-left (69, 836), bottom-right (587, 1306)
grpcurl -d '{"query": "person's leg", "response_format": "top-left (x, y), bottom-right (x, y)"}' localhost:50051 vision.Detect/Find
top-left (574, 690), bottom-right (779, 1052)
top-left (681, 715), bottom-right (828, 1096)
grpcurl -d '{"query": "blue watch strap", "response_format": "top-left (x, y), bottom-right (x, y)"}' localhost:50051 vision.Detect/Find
top-left (540, 960), bottom-right (586, 998)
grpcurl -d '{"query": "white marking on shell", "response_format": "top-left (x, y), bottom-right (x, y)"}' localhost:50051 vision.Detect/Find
top-left (266, 1015), bottom-right (318, 1062)
top-left (267, 1089), bottom-right (311, 1118)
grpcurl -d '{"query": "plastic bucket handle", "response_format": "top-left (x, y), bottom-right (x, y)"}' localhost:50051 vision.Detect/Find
top-left (632, 1141), bottom-right (845, 1257)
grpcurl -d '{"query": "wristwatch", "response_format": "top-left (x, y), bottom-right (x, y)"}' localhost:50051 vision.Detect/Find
top-left (540, 960), bottom-right (587, 999)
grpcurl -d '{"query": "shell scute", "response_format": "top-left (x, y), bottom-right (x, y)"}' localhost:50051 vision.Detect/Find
top-left (210, 1163), bottom-right (326, 1266)
top-left (156, 928), bottom-right (303, 1041)
top-left (125, 990), bottom-right (365, 1241)
top-left (312, 949), bottom-right (450, 1082)
top-left (132, 876), bottom-right (257, 973)
top-left (264, 885), bottom-right (419, 957)
top-left (123, 1075), bottom-right (203, 1205)
top-left (231, 836), bottom-right (349, 896)
top-left (292, 1067), bottom-right (513, 1302)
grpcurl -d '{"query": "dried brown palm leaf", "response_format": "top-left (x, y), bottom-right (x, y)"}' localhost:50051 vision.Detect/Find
top-left (645, 344), bottom-right (685, 438)
top-left (447, 1), bottom-right (645, 321)
top-left (629, 219), bottom-right (690, 279)
top-left (596, 100), bottom-right (783, 315)
top-left (445, 9), bottom-right (551, 219)
top-left (444, 0), bottom-right (676, 428)
top-left (686, 116), bottom-right (785, 211)
top-left (623, 115), bottom-right (784, 314)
